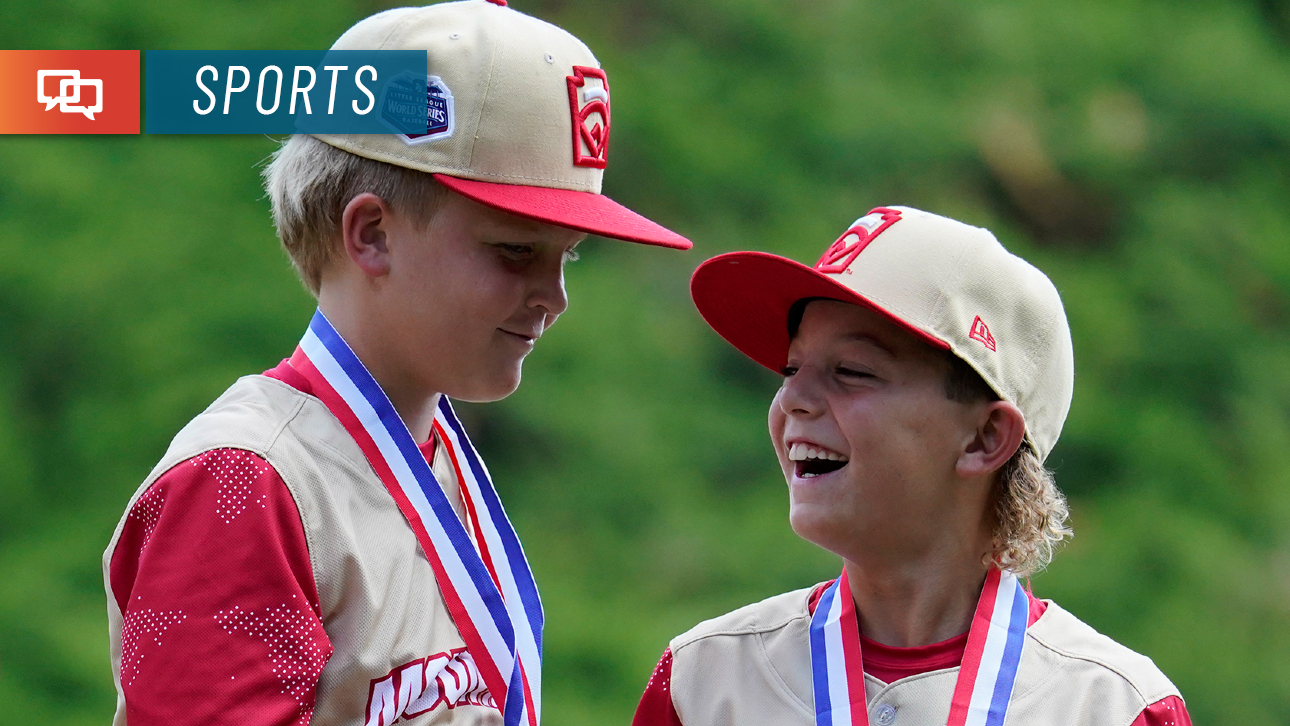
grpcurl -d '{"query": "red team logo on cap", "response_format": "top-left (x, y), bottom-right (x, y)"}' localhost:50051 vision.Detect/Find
top-left (566, 66), bottom-right (610, 168)
top-left (815, 207), bottom-right (902, 274)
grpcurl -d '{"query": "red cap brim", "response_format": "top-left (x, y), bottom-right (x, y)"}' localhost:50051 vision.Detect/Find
top-left (690, 251), bottom-right (949, 373)
top-left (433, 174), bottom-right (691, 250)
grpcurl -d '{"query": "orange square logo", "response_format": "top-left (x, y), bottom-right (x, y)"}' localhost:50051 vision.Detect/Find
top-left (0, 50), bottom-right (140, 134)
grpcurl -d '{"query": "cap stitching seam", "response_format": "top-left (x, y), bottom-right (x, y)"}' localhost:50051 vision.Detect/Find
top-left (435, 164), bottom-right (597, 187)
top-left (1026, 293), bottom-right (1064, 456)
top-left (850, 293), bottom-right (945, 345)
top-left (932, 235), bottom-right (974, 337)
top-left (466, 18), bottom-right (502, 169)
top-left (308, 137), bottom-right (599, 187)
top-left (371, 9), bottom-right (420, 50)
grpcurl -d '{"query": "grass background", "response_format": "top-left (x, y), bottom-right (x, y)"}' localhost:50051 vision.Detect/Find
top-left (2, 0), bottom-right (1290, 723)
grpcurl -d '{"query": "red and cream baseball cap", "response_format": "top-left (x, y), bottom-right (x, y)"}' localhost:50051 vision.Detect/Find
top-left (313, 0), bottom-right (690, 250)
top-left (691, 206), bottom-right (1074, 461)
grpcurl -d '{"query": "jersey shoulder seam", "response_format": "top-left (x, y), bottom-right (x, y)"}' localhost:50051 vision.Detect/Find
top-left (1024, 602), bottom-right (1177, 707)
top-left (671, 586), bottom-right (815, 652)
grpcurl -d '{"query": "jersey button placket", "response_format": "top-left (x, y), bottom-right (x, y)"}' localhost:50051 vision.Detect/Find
top-left (874, 703), bottom-right (897, 725)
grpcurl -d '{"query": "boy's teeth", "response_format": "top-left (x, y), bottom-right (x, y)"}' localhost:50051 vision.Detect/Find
top-left (788, 443), bottom-right (848, 462)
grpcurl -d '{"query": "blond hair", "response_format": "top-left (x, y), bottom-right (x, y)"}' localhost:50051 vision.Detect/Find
top-left (262, 134), bottom-right (446, 295)
top-left (943, 350), bottom-right (1072, 577)
top-left (989, 444), bottom-right (1072, 576)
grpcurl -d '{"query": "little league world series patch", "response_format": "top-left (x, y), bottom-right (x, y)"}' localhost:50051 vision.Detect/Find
top-left (810, 568), bottom-right (1028, 726)
top-left (292, 310), bottom-right (543, 726)
top-left (385, 72), bottom-right (454, 144)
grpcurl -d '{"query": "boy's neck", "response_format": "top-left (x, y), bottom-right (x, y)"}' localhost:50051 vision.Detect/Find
top-left (317, 297), bottom-right (441, 444)
top-left (842, 548), bottom-right (992, 649)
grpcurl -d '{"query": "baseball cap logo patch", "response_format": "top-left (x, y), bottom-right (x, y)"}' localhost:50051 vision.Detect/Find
top-left (386, 73), bottom-right (453, 145)
top-left (969, 315), bottom-right (997, 351)
top-left (566, 66), bottom-right (610, 168)
top-left (814, 207), bottom-right (902, 274)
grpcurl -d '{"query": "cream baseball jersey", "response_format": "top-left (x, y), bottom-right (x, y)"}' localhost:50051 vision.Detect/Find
top-left (638, 585), bottom-right (1188, 726)
top-left (104, 363), bottom-right (502, 726)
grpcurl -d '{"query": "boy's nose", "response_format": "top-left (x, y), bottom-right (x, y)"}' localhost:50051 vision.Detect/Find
top-left (777, 367), bottom-right (825, 418)
top-left (529, 266), bottom-right (569, 318)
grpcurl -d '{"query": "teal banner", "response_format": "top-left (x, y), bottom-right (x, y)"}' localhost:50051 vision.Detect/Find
top-left (145, 50), bottom-right (430, 134)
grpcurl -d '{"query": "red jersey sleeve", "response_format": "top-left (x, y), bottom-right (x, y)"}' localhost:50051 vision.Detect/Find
top-left (1131, 695), bottom-right (1191, 726)
top-left (631, 647), bottom-right (684, 726)
top-left (109, 448), bottom-right (334, 726)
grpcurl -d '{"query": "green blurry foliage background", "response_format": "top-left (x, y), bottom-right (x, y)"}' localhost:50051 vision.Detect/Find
top-left (2, 0), bottom-right (1290, 723)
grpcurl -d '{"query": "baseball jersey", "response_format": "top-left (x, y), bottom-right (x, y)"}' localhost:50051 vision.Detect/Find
top-left (104, 361), bottom-right (502, 726)
top-left (633, 583), bottom-right (1190, 726)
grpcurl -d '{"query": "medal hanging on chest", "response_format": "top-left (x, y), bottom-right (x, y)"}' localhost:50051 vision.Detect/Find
top-left (809, 567), bottom-right (1028, 726)
top-left (292, 310), bottom-right (544, 726)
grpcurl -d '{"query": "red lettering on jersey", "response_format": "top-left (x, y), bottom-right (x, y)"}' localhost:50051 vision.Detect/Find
top-left (364, 648), bottom-right (496, 726)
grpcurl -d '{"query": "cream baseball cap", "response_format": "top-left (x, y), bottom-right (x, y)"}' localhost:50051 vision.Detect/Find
top-left (313, 0), bottom-right (690, 249)
top-left (690, 206), bottom-right (1074, 461)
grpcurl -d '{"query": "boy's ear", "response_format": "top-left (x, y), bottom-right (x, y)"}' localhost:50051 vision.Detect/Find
top-left (341, 193), bottom-right (393, 278)
top-left (957, 400), bottom-right (1026, 480)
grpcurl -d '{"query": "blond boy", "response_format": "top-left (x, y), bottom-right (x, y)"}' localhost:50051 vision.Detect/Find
top-left (103, 2), bottom-right (688, 724)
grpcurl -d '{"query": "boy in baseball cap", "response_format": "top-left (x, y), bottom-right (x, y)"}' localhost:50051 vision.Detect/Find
top-left (103, 2), bottom-right (689, 725)
top-left (631, 207), bottom-right (1190, 726)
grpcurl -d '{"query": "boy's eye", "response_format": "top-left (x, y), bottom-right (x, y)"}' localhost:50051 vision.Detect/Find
top-left (836, 366), bottom-right (870, 378)
top-left (781, 365), bottom-right (799, 377)
top-left (495, 243), bottom-right (534, 257)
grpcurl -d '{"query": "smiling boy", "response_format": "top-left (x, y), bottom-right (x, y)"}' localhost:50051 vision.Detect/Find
top-left (631, 207), bottom-right (1189, 726)
top-left (103, 2), bottom-right (689, 725)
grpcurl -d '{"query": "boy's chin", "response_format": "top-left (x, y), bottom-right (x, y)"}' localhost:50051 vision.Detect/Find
top-left (788, 506), bottom-right (856, 556)
top-left (447, 367), bottom-right (524, 403)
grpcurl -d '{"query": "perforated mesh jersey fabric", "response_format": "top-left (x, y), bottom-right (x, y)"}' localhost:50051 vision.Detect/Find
top-left (104, 375), bottom-right (501, 726)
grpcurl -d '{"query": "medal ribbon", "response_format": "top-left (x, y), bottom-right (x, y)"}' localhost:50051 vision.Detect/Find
top-left (292, 310), bottom-right (543, 726)
top-left (810, 568), bottom-right (1028, 726)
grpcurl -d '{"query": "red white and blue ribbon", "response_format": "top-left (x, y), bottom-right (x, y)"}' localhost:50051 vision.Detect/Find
top-left (292, 310), bottom-right (543, 726)
top-left (809, 568), bottom-right (868, 726)
top-left (810, 568), bottom-right (1028, 726)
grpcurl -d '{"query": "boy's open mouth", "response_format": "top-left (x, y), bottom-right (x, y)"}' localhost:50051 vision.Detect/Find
top-left (788, 442), bottom-right (848, 479)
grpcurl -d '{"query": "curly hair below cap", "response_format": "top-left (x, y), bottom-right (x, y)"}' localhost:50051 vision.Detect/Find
top-left (988, 444), bottom-right (1072, 577)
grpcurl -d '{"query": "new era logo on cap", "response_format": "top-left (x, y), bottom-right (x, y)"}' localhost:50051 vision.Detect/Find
top-left (969, 315), bottom-right (997, 352)
top-left (814, 207), bottom-right (902, 274)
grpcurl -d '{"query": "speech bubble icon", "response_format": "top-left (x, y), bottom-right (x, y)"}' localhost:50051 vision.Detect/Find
top-left (37, 69), bottom-right (80, 111)
top-left (59, 77), bottom-right (102, 121)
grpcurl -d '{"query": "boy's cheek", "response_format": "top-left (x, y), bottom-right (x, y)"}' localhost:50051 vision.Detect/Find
top-left (767, 391), bottom-right (786, 437)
